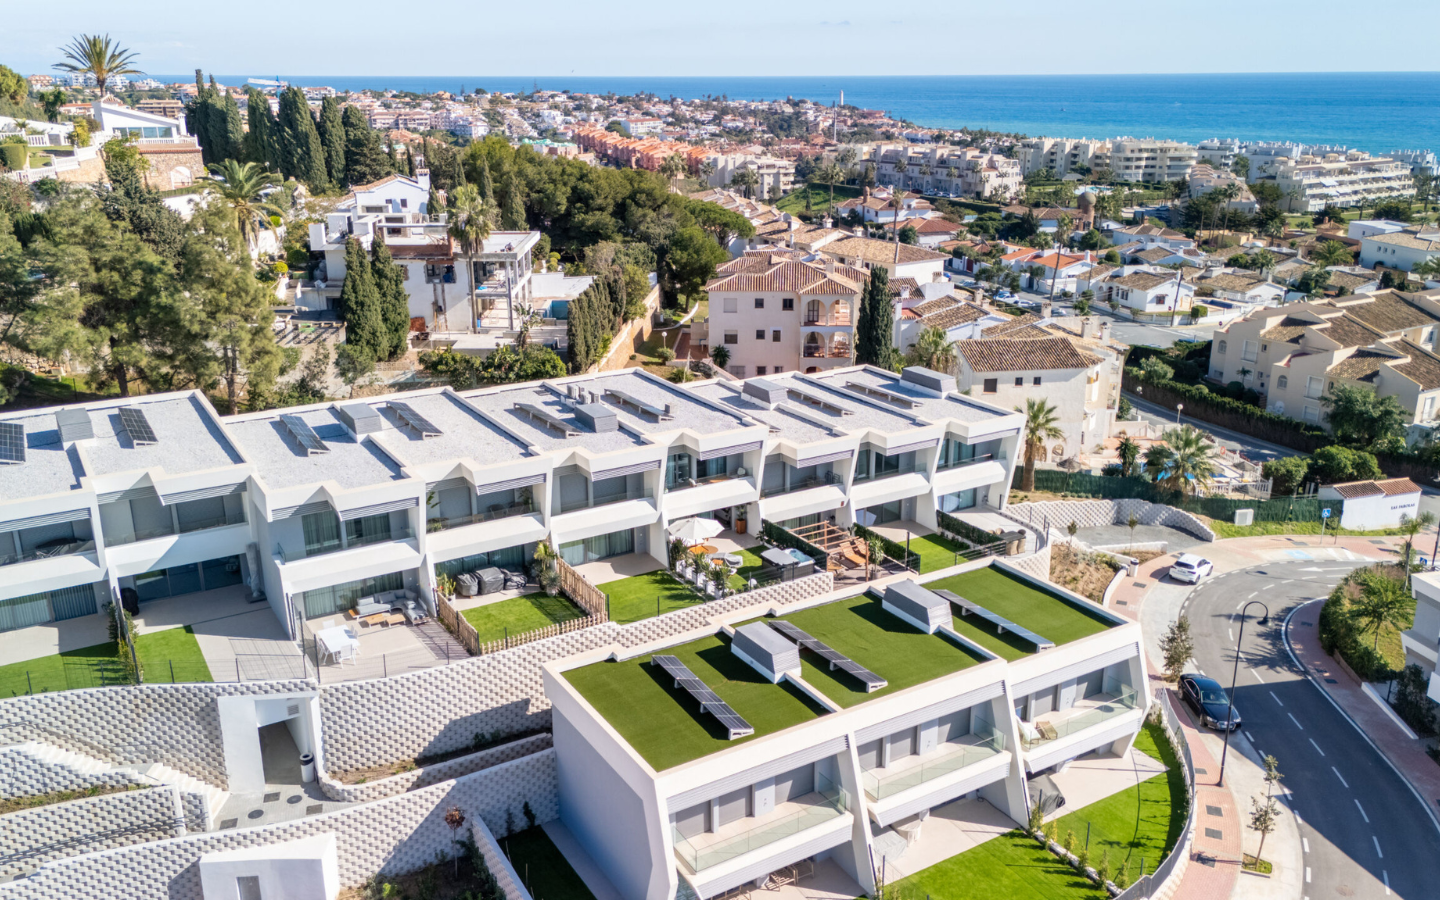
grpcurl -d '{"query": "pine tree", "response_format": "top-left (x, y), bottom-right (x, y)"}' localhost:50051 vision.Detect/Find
top-left (276, 87), bottom-right (328, 190)
top-left (856, 267), bottom-right (898, 369)
top-left (316, 97), bottom-right (347, 188)
top-left (340, 105), bottom-right (391, 187)
top-left (370, 236), bottom-right (412, 361)
top-left (338, 238), bottom-right (384, 359)
top-left (501, 172), bottom-right (527, 230)
top-left (243, 87), bottom-right (274, 167)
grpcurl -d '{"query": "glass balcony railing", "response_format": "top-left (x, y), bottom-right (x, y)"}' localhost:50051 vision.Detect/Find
top-left (1019, 690), bottom-right (1141, 751)
top-left (281, 523), bottom-right (416, 563)
top-left (179, 512), bottom-right (246, 534)
top-left (854, 460), bottom-right (919, 483)
top-left (672, 775), bottom-right (848, 873)
top-left (760, 471), bottom-right (841, 498)
top-left (556, 486), bottom-right (654, 516)
top-left (427, 502), bottom-right (535, 533)
top-left (0, 538), bottom-right (97, 567)
top-left (936, 453), bottom-right (997, 472)
top-left (104, 525), bottom-right (174, 546)
top-left (862, 730), bottom-right (1006, 801)
top-left (667, 471), bottom-right (742, 492)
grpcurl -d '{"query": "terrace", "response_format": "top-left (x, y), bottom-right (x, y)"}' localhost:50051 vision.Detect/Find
top-left (672, 769), bottom-right (850, 874)
top-left (922, 567), bottom-right (1116, 661)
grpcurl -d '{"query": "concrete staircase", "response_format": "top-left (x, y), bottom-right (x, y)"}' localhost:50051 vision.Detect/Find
top-left (119, 763), bottom-right (229, 831)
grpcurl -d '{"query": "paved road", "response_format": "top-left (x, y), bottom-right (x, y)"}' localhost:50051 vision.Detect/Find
top-left (1125, 393), bottom-right (1294, 464)
top-left (1179, 560), bottom-right (1440, 899)
top-left (1103, 315), bottom-right (1216, 349)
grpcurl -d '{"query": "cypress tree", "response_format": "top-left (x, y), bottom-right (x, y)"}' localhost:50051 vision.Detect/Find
top-left (218, 89), bottom-right (245, 164)
top-left (276, 87), bottom-right (328, 190)
top-left (405, 147), bottom-right (416, 177)
top-left (500, 172), bottom-right (527, 230)
top-left (243, 87), bottom-right (274, 166)
top-left (855, 267), bottom-right (899, 370)
top-left (426, 185), bottom-right (442, 218)
top-left (316, 97), bottom-right (347, 188)
top-left (339, 238), bottom-right (384, 358)
top-left (477, 158), bottom-right (495, 205)
top-left (341, 105), bottom-right (391, 187)
top-left (370, 236), bottom-right (412, 360)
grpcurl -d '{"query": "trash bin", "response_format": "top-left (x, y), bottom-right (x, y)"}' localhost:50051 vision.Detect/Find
top-left (299, 753), bottom-right (315, 783)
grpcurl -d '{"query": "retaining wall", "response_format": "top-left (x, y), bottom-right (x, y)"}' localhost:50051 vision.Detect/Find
top-left (319, 733), bottom-right (553, 804)
top-left (1002, 499), bottom-right (1214, 542)
top-left (0, 786), bottom-right (180, 878)
top-left (0, 745), bottom-right (147, 800)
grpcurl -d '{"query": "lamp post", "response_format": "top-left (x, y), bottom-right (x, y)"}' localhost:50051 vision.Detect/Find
top-left (1218, 599), bottom-right (1270, 786)
top-left (1176, 403), bottom-right (1184, 425)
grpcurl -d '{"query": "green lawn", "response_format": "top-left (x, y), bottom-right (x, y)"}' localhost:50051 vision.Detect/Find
top-left (912, 533), bottom-right (970, 573)
top-left (1209, 520), bottom-right (1403, 539)
top-left (563, 632), bottom-right (828, 770)
top-left (500, 827), bottom-right (597, 900)
top-left (1054, 721), bottom-right (1186, 874)
top-left (925, 567), bottom-right (1116, 660)
top-left (725, 548), bottom-right (767, 591)
top-left (776, 595), bottom-right (988, 708)
top-left (0, 626), bottom-right (212, 697)
top-left (892, 829), bottom-right (1108, 900)
top-left (596, 570), bottom-right (704, 623)
top-left (775, 183), bottom-right (862, 214)
top-left (462, 593), bottom-right (583, 644)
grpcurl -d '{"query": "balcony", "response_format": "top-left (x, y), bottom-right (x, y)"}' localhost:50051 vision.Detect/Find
top-left (1019, 690), bottom-right (1141, 751)
top-left (668, 471), bottom-right (742, 492)
top-left (105, 511), bottom-right (247, 547)
top-left (280, 522), bottom-right (416, 563)
top-left (862, 730), bottom-right (1008, 801)
top-left (0, 539), bottom-right (97, 568)
top-left (761, 471), bottom-right (841, 498)
top-left (426, 502), bottom-right (535, 533)
top-left (557, 486), bottom-right (653, 516)
top-left (803, 346), bottom-right (853, 359)
top-left (673, 777), bottom-right (849, 874)
top-left (804, 312), bottom-right (853, 327)
top-left (855, 459), bottom-right (919, 483)
top-left (936, 453), bottom-right (996, 473)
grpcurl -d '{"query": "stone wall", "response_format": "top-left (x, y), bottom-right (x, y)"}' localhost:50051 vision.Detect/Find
top-left (0, 786), bottom-right (181, 878)
top-left (1002, 542), bottom-right (1052, 582)
top-left (593, 285), bottom-right (662, 374)
top-left (471, 816), bottom-right (532, 900)
top-left (0, 750), bottom-right (558, 900)
top-left (0, 679), bottom-right (315, 790)
top-left (319, 733), bottom-right (553, 804)
top-left (319, 572), bottom-right (834, 772)
top-left (136, 145), bottom-right (203, 191)
top-left (1002, 499), bottom-right (1214, 542)
top-left (0, 744), bottom-right (147, 800)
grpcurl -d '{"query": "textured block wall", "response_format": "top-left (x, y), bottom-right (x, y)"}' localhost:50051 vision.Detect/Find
top-left (0, 680), bottom-right (315, 790)
top-left (0, 745), bottom-right (147, 801)
top-left (0, 750), bottom-right (559, 900)
top-left (318, 733), bottom-right (553, 804)
top-left (1002, 500), bottom-right (1214, 542)
top-left (0, 786), bottom-right (181, 878)
top-left (319, 573), bottom-right (834, 772)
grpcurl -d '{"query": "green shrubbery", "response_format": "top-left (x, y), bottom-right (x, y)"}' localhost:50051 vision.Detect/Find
top-left (1318, 565), bottom-right (1409, 681)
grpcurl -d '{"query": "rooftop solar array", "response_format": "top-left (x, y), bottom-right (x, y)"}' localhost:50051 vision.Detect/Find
top-left (651, 654), bottom-right (754, 739)
top-left (786, 387), bottom-right (852, 416)
top-left (513, 403), bottom-right (580, 437)
top-left (604, 388), bottom-right (673, 421)
top-left (389, 400), bottom-right (443, 438)
top-left (844, 380), bottom-right (921, 410)
top-left (279, 414), bottom-right (331, 455)
top-left (767, 620), bottom-right (888, 692)
top-left (934, 589), bottom-right (1055, 650)
top-left (0, 421), bottom-right (25, 465)
top-left (118, 407), bottom-right (158, 446)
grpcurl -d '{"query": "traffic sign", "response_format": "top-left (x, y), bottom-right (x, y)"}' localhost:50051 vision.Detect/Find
top-left (1322, 508), bottom-right (1331, 518)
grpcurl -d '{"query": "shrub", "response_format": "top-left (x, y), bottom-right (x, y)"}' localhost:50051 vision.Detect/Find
top-left (655, 346), bottom-right (675, 363)
top-left (1319, 567), bottom-right (1403, 681)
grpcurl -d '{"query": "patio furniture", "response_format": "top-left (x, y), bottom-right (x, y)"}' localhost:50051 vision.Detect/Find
top-left (456, 573), bottom-right (479, 597)
top-left (1035, 720), bottom-right (1058, 742)
top-left (690, 544), bottom-right (718, 555)
top-left (316, 625), bottom-right (359, 665)
top-left (476, 567), bottom-right (505, 595)
top-left (382, 613), bottom-right (406, 628)
top-left (402, 601), bottom-right (428, 625)
top-left (361, 612), bottom-right (388, 628)
top-left (502, 570), bottom-right (528, 590)
top-left (710, 552), bottom-right (744, 568)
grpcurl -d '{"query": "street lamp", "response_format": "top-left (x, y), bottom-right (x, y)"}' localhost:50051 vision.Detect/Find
top-left (1175, 403), bottom-right (1184, 425)
top-left (1218, 599), bottom-right (1269, 786)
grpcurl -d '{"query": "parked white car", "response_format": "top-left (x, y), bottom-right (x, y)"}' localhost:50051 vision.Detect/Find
top-left (1169, 554), bottom-right (1213, 584)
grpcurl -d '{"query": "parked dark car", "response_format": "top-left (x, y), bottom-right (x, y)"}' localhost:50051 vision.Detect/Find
top-left (1179, 673), bottom-right (1241, 731)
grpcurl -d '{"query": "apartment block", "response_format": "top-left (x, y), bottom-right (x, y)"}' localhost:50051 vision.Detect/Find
top-left (1015, 138), bottom-right (1110, 178)
top-left (1107, 139), bottom-right (1197, 184)
top-left (865, 144), bottom-right (1023, 201)
top-left (1271, 151), bottom-right (1415, 213)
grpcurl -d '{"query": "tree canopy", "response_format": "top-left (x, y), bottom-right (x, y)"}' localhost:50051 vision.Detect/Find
top-left (1322, 384), bottom-right (1407, 451)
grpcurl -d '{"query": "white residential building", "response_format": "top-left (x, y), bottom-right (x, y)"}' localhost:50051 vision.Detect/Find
top-left (1270, 151), bottom-right (1415, 212)
top-left (1107, 138), bottom-right (1197, 184)
top-left (1359, 230), bottom-right (1440, 272)
top-left (1015, 138), bottom-right (1110, 178)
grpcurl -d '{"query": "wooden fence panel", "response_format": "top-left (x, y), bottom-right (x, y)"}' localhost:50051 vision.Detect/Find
top-left (434, 590), bottom-right (480, 656)
top-left (557, 558), bottom-right (609, 621)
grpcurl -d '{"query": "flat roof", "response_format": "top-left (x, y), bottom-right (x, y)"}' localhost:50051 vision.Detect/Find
top-left (764, 372), bottom-right (920, 432)
top-left (770, 594), bottom-right (988, 709)
top-left (563, 632), bottom-right (828, 771)
top-left (464, 384), bottom-right (643, 454)
top-left (582, 371), bottom-right (750, 437)
top-left (687, 382), bottom-right (834, 445)
top-left (367, 392), bottom-right (531, 468)
top-left (813, 368), bottom-right (1009, 426)
top-left (225, 407), bottom-right (405, 490)
top-left (0, 411), bottom-right (84, 502)
top-left (83, 396), bottom-right (244, 478)
top-left (923, 567), bottom-right (1116, 660)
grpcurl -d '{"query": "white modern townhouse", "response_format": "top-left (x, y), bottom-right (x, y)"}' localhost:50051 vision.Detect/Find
top-left (1358, 227), bottom-right (1440, 272)
top-left (1404, 571), bottom-right (1440, 703)
top-left (541, 562), bottom-right (1147, 899)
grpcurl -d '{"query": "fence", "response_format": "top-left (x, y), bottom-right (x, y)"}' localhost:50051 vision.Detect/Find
top-left (0, 654), bottom-right (308, 697)
top-left (759, 520), bottom-right (828, 565)
top-left (435, 590), bottom-right (481, 656)
top-left (557, 557), bottom-right (609, 621)
top-left (475, 613), bottom-right (605, 656)
top-left (852, 524), bottom-right (920, 572)
top-left (1108, 692), bottom-right (1197, 900)
top-left (1013, 468), bottom-right (1341, 522)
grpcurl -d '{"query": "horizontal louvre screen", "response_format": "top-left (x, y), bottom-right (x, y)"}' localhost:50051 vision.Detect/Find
top-left (160, 483), bottom-right (245, 506)
top-left (338, 497), bottom-right (418, 521)
top-left (425, 477), bottom-right (470, 494)
top-left (884, 437), bottom-right (940, 456)
top-left (795, 449), bottom-right (853, 467)
top-left (666, 736), bottom-right (849, 811)
top-left (590, 459), bottom-right (660, 482)
top-left (0, 509), bottom-right (91, 532)
top-left (476, 473), bottom-right (546, 494)
top-left (552, 464), bottom-right (583, 479)
top-left (270, 500), bottom-right (332, 521)
top-left (96, 486), bottom-right (157, 505)
top-left (698, 441), bottom-right (761, 462)
top-left (1010, 643), bottom-right (1139, 697)
top-left (855, 681), bottom-right (1004, 744)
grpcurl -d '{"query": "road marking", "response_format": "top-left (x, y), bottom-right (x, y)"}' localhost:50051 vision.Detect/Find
top-left (1356, 799), bottom-right (1369, 822)
top-left (1246, 731), bottom-right (1256, 743)
top-left (1248, 592), bottom-right (1257, 599)
top-left (1252, 669), bottom-right (1266, 684)
top-left (1270, 691), bottom-right (1284, 707)
top-left (1332, 766), bottom-right (1349, 788)
top-left (1305, 867), bottom-right (1311, 883)
top-left (1374, 835), bottom-right (1383, 858)
top-left (1282, 579), bottom-right (1293, 584)
top-left (1229, 628), bottom-right (1234, 641)
top-left (1302, 837), bottom-right (1309, 853)
top-left (1384, 870), bottom-right (1391, 895)
top-left (1309, 738), bottom-right (1325, 757)
top-left (1288, 712), bottom-right (1304, 729)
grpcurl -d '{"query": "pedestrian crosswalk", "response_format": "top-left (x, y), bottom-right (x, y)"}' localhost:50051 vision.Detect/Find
top-left (1260, 547), bottom-right (1376, 563)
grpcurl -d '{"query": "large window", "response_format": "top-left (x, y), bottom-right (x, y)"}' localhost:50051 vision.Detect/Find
top-left (940, 489), bottom-right (977, 512)
top-left (0, 583), bottom-right (99, 633)
top-left (559, 529), bottom-right (634, 566)
top-left (344, 514), bottom-right (393, 549)
top-left (435, 544), bottom-right (528, 579)
top-left (1305, 376), bottom-right (1325, 400)
top-left (301, 571), bottom-right (405, 620)
top-left (302, 511), bottom-right (342, 556)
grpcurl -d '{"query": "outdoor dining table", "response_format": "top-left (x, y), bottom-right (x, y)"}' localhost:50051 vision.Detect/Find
top-left (316, 625), bottom-right (359, 665)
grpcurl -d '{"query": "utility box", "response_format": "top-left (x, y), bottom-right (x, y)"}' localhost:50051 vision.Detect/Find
top-left (1234, 509), bottom-right (1255, 526)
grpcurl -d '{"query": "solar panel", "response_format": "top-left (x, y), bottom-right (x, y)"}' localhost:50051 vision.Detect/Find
top-left (844, 380), bottom-right (921, 409)
top-left (118, 407), bottom-right (158, 446)
top-left (651, 654), bottom-right (754, 739)
top-left (767, 620), bottom-right (888, 691)
top-left (513, 403), bottom-right (580, 437)
top-left (934, 589), bottom-right (1055, 650)
top-left (785, 388), bottom-right (852, 416)
top-left (389, 400), bottom-right (442, 438)
top-left (604, 388), bottom-right (672, 420)
top-left (279, 414), bottom-right (331, 455)
top-left (0, 421), bottom-right (25, 465)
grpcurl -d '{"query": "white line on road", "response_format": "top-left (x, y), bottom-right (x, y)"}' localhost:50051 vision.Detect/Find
top-left (1282, 579), bottom-right (1293, 584)
top-left (1305, 867), bottom-right (1311, 884)
top-left (1309, 738), bottom-right (1325, 757)
top-left (1246, 731), bottom-right (1256, 744)
top-left (1302, 837), bottom-right (1310, 853)
top-left (1374, 835), bottom-right (1384, 858)
top-left (1229, 628), bottom-right (1234, 641)
top-left (1356, 799), bottom-right (1369, 822)
top-left (1270, 691), bottom-right (1284, 706)
top-left (1288, 713), bottom-right (1303, 730)
top-left (1332, 766), bottom-right (1349, 788)
top-left (1252, 668), bottom-right (1266, 684)
top-left (1384, 870), bottom-right (1391, 895)
top-left (1249, 592), bottom-right (1257, 599)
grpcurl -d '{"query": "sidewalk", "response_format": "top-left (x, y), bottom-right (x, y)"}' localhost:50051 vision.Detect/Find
top-left (1285, 597), bottom-right (1440, 830)
top-left (1164, 688), bottom-right (1242, 900)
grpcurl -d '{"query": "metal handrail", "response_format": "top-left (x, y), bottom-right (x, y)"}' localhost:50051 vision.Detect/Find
top-left (0, 539), bottom-right (97, 566)
top-left (427, 503), bottom-right (535, 532)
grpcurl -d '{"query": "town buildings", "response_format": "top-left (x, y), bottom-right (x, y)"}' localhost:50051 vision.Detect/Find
top-left (1404, 571), bottom-right (1440, 703)
top-left (865, 144), bottom-right (1023, 201)
top-left (1106, 139), bottom-right (1198, 184)
top-left (1358, 228), bottom-right (1440, 272)
top-left (1270, 151), bottom-right (1415, 212)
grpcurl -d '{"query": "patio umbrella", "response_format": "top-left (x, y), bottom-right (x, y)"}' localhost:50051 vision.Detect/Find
top-left (668, 517), bottom-right (724, 544)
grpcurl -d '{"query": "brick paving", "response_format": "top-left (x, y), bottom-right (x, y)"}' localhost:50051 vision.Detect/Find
top-left (1165, 687), bottom-right (1243, 900)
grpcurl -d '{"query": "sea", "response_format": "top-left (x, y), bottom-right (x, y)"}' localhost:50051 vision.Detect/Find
top-left (171, 73), bottom-right (1440, 156)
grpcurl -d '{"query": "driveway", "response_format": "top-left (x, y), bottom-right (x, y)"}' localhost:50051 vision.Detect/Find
top-left (1074, 523), bottom-right (1207, 555)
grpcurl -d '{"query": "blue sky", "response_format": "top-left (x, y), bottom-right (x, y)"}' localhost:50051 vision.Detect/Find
top-left (6, 0), bottom-right (1440, 77)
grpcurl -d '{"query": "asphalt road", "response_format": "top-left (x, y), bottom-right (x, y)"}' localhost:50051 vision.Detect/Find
top-left (1177, 559), bottom-right (1440, 899)
top-left (1124, 393), bottom-right (1294, 464)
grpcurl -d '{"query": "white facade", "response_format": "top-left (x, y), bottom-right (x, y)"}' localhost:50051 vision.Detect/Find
top-left (1318, 480), bottom-right (1420, 531)
top-left (1359, 231), bottom-right (1440, 272)
top-left (1107, 139), bottom-right (1197, 183)
top-left (1271, 152), bottom-right (1415, 212)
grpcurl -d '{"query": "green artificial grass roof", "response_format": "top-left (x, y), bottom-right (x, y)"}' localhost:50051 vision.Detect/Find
top-left (564, 632), bottom-right (829, 771)
top-left (775, 594), bottom-right (989, 708)
top-left (924, 567), bottom-right (1116, 661)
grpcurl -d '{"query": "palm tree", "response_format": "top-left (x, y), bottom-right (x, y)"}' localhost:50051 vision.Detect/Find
top-left (906, 326), bottom-right (958, 373)
top-left (1413, 257), bottom-right (1440, 282)
top-left (816, 160), bottom-right (845, 210)
top-left (710, 344), bottom-right (730, 371)
top-left (1352, 569), bottom-right (1411, 651)
top-left (446, 184), bottom-right (491, 333)
top-left (729, 167), bottom-right (759, 199)
top-left (202, 159), bottom-right (281, 254)
top-left (53, 34), bottom-right (140, 95)
top-left (892, 157), bottom-right (909, 190)
top-left (659, 153), bottom-right (687, 190)
top-left (1020, 398), bottom-right (1063, 491)
top-left (1397, 512), bottom-right (1437, 586)
top-left (1152, 425), bottom-right (1217, 496)
top-left (1116, 436), bottom-right (1139, 476)
top-left (1143, 443), bottom-right (1174, 482)
top-left (1312, 240), bottom-right (1354, 267)
top-left (513, 301), bottom-right (541, 348)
